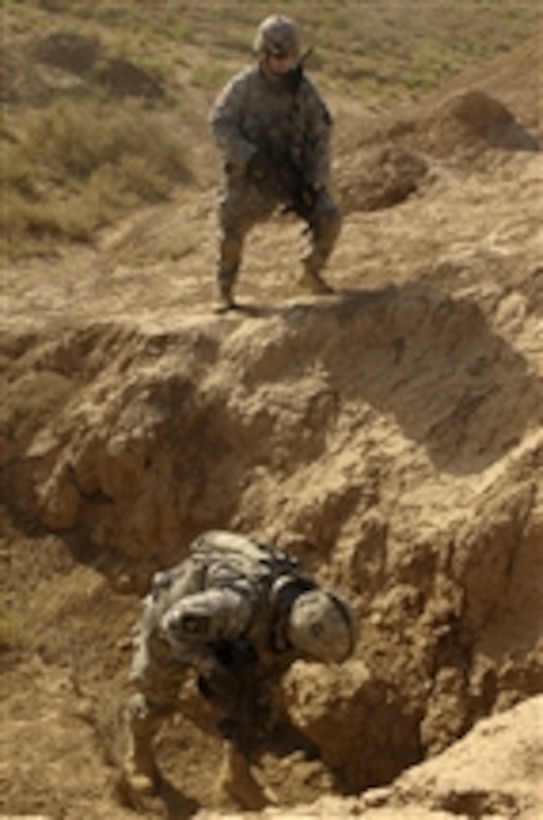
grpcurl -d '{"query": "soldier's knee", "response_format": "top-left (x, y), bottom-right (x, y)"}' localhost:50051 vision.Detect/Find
top-left (217, 231), bottom-right (244, 287)
top-left (126, 692), bottom-right (172, 738)
top-left (126, 693), bottom-right (152, 728)
top-left (220, 232), bottom-right (243, 261)
top-left (317, 197), bottom-right (342, 238)
top-left (308, 192), bottom-right (342, 248)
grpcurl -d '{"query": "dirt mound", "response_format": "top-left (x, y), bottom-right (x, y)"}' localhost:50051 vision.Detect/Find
top-left (411, 31), bottom-right (543, 158)
top-left (1, 28), bottom-right (163, 106)
top-left (417, 89), bottom-right (539, 159)
top-left (198, 695), bottom-right (543, 819)
top-left (429, 32), bottom-right (543, 140)
top-left (336, 32), bottom-right (541, 208)
top-left (94, 57), bottom-right (165, 100)
top-left (335, 89), bottom-right (538, 216)
top-left (33, 30), bottom-right (101, 75)
top-left (335, 146), bottom-right (428, 214)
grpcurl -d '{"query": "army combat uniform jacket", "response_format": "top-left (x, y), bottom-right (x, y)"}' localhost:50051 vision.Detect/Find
top-left (210, 64), bottom-right (333, 192)
top-left (130, 530), bottom-right (316, 712)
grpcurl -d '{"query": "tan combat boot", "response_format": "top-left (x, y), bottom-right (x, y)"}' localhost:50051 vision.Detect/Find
top-left (117, 727), bottom-right (160, 809)
top-left (299, 267), bottom-right (334, 296)
top-left (215, 279), bottom-right (237, 312)
top-left (215, 742), bottom-right (278, 810)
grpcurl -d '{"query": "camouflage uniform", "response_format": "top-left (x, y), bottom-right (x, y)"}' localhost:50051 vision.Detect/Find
top-left (128, 531), bottom-right (315, 719)
top-left (210, 61), bottom-right (342, 306)
top-left (121, 531), bottom-right (324, 806)
top-left (120, 530), bottom-right (355, 808)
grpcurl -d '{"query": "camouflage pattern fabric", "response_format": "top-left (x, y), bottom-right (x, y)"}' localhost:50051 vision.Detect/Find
top-left (210, 65), bottom-right (342, 291)
top-left (126, 531), bottom-right (315, 749)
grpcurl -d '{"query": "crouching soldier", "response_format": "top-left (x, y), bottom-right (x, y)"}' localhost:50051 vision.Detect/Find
top-left (118, 529), bottom-right (357, 809)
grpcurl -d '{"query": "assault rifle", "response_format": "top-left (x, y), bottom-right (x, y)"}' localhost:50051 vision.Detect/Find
top-left (198, 639), bottom-right (271, 759)
top-left (248, 141), bottom-right (319, 226)
top-left (218, 674), bottom-right (272, 759)
top-left (247, 47), bottom-right (319, 225)
top-left (285, 47), bottom-right (313, 95)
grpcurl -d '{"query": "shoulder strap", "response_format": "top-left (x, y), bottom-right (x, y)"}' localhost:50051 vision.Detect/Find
top-left (190, 530), bottom-right (309, 587)
top-left (286, 47), bottom-right (313, 95)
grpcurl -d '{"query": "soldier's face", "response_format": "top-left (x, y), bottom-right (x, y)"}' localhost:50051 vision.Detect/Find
top-left (263, 52), bottom-right (296, 81)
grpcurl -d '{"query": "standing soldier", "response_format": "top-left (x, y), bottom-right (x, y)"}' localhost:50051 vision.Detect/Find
top-left (210, 15), bottom-right (342, 311)
top-left (118, 530), bottom-right (357, 809)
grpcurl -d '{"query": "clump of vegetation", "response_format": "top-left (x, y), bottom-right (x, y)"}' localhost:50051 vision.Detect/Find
top-left (2, 0), bottom-right (541, 257)
top-left (0, 604), bottom-right (26, 653)
top-left (1, 98), bottom-right (191, 257)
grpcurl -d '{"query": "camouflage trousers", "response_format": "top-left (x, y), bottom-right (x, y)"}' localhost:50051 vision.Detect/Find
top-left (216, 176), bottom-right (342, 292)
top-left (124, 561), bottom-right (202, 747)
top-left (126, 633), bottom-right (187, 746)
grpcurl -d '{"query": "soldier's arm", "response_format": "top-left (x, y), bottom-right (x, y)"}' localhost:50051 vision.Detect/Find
top-left (210, 72), bottom-right (257, 169)
top-left (159, 586), bottom-right (253, 672)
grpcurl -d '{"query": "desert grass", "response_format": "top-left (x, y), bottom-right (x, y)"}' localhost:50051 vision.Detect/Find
top-left (1, 0), bottom-right (541, 256)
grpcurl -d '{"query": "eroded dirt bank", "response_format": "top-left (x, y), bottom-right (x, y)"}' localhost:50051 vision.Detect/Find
top-left (2, 237), bottom-right (542, 816)
top-left (198, 695), bottom-right (543, 819)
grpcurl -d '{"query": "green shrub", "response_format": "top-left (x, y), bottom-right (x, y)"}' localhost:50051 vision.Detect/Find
top-left (0, 604), bottom-right (26, 652)
top-left (25, 98), bottom-right (186, 180)
top-left (1, 98), bottom-right (191, 256)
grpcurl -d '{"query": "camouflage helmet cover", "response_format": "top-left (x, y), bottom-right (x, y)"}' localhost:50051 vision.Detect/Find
top-left (287, 589), bottom-right (357, 663)
top-left (254, 15), bottom-right (301, 59)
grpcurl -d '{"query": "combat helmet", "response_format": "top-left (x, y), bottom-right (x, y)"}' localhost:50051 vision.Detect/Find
top-left (287, 589), bottom-right (356, 663)
top-left (254, 15), bottom-right (301, 60)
